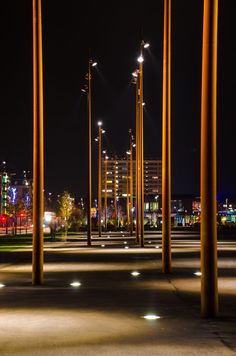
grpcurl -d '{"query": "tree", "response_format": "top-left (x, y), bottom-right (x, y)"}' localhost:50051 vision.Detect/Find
top-left (57, 191), bottom-right (74, 233)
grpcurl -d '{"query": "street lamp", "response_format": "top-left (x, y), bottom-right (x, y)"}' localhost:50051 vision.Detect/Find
top-left (126, 150), bottom-right (130, 233)
top-left (132, 69), bottom-right (140, 243)
top-left (83, 57), bottom-right (97, 246)
top-left (134, 39), bottom-right (149, 247)
top-left (97, 121), bottom-right (105, 237)
top-left (103, 153), bottom-right (109, 232)
top-left (129, 129), bottom-right (134, 236)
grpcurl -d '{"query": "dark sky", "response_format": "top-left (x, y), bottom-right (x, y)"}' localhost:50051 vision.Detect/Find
top-left (1, 1), bottom-right (236, 199)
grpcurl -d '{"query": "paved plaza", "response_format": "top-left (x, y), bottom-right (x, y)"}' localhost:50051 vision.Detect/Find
top-left (0, 232), bottom-right (235, 355)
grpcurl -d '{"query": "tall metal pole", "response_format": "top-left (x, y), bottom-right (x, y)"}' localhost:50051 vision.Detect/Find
top-left (113, 161), bottom-right (118, 230)
top-left (162, 0), bottom-right (172, 273)
top-left (200, 0), bottom-right (218, 318)
top-left (104, 156), bottom-right (108, 232)
top-left (129, 129), bottom-right (133, 236)
top-left (139, 43), bottom-right (144, 247)
top-left (87, 60), bottom-right (92, 246)
top-left (126, 154), bottom-right (130, 232)
top-left (98, 126), bottom-right (102, 237)
top-left (32, 0), bottom-right (44, 285)
top-left (135, 74), bottom-right (140, 244)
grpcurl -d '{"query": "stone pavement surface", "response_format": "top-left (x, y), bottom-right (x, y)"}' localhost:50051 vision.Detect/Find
top-left (0, 235), bottom-right (235, 355)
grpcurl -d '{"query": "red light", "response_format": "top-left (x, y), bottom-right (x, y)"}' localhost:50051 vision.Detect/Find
top-left (19, 212), bottom-right (25, 218)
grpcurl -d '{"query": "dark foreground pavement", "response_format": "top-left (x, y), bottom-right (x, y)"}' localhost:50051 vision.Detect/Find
top-left (0, 234), bottom-right (236, 355)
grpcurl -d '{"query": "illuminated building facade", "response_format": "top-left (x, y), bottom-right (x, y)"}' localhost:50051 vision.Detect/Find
top-left (0, 173), bottom-right (10, 214)
top-left (102, 158), bottom-right (162, 200)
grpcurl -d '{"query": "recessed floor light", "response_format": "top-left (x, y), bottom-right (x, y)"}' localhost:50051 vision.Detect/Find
top-left (70, 282), bottom-right (81, 287)
top-left (131, 271), bottom-right (140, 277)
top-left (0, 283), bottom-right (5, 288)
top-left (101, 244), bottom-right (105, 247)
top-left (155, 246), bottom-right (159, 249)
top-left (194, 271), bottom-right (202, 276)
top-left (124, 241), bottom-right (127, 244)
top-left (143, 314), bottom-right (161, 320)
top-left (125, 246), bottom-right (129, 249)
top-left (148, 241), bottom-right (152, 244)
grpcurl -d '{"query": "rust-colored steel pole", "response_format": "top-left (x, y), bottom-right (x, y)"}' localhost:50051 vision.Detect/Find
top-left (162, 0), bottom-right (172, 273)
top-left (135, 77), bottom-right (140, 244)
top-left (87, 60), bottom-right (92, 246)
top-left (113, 161), bottom-right (118, 230)
top-left (126, 155), bottom-right (130, 231)
top-left (98, 126), bottom-right (102, 237)
top-left (200, 0), bottom-right (218, 318)
top-left (129, 129), bottom-right (133, 236)
top-left (32, 0), bottom-right (44, 285)
top-left (104, 157), bottom-right (107, 232)
top-left (139, 48), bottom-right (144, 248)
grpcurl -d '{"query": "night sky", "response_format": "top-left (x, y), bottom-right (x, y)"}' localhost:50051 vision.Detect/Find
top-left (1, 1), bottom-right (236, 199)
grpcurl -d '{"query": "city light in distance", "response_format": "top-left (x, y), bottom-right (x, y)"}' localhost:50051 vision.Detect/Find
top-left (92, 62), bottom-right (97, 67)
top-left (144, 42), bottom-right (150, 48)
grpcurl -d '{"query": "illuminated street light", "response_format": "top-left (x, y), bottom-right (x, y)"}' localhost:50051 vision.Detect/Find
top-left (104, 153), bottom-right (109, 232)
top-left (137, 55), bottom-right (144, 63)
top-left (133, 39), bottom-right (150, 246)
top-left (85, 56), bottom-right (98, 246)
top-left (97, 121), bottom-right (105, 237)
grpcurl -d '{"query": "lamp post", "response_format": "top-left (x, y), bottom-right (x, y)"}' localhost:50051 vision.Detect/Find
top-left (113, 161), bottom-right (118, 230)
top-left (84, 58), bottom-right (97, 246)
top-left (162, 0), bottom-right (172, 274)
top-left (32, 0), bottom-right (44, 285)
top-left (126, 151), bottom-right (130, 233)
top-left (136, 40), bottom-right (149, 247)
top-left (97, 121), bottom-right (104, 237)
top-left (129, 129), bottom-right (134, 236)
top-left (200, 0), bottom-right (218, 318)
top-left (104, 153), bottom-right (108, 232)
top-left (132, 70), bottom-right (140, 243)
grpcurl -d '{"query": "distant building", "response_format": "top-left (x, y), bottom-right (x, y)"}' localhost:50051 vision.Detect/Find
top-left (0, 170), bottom-right (32, 215)
top-left (102, 158), bottom-right (162, 200)
top-left (0, 172), bottom-right (10, 214)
